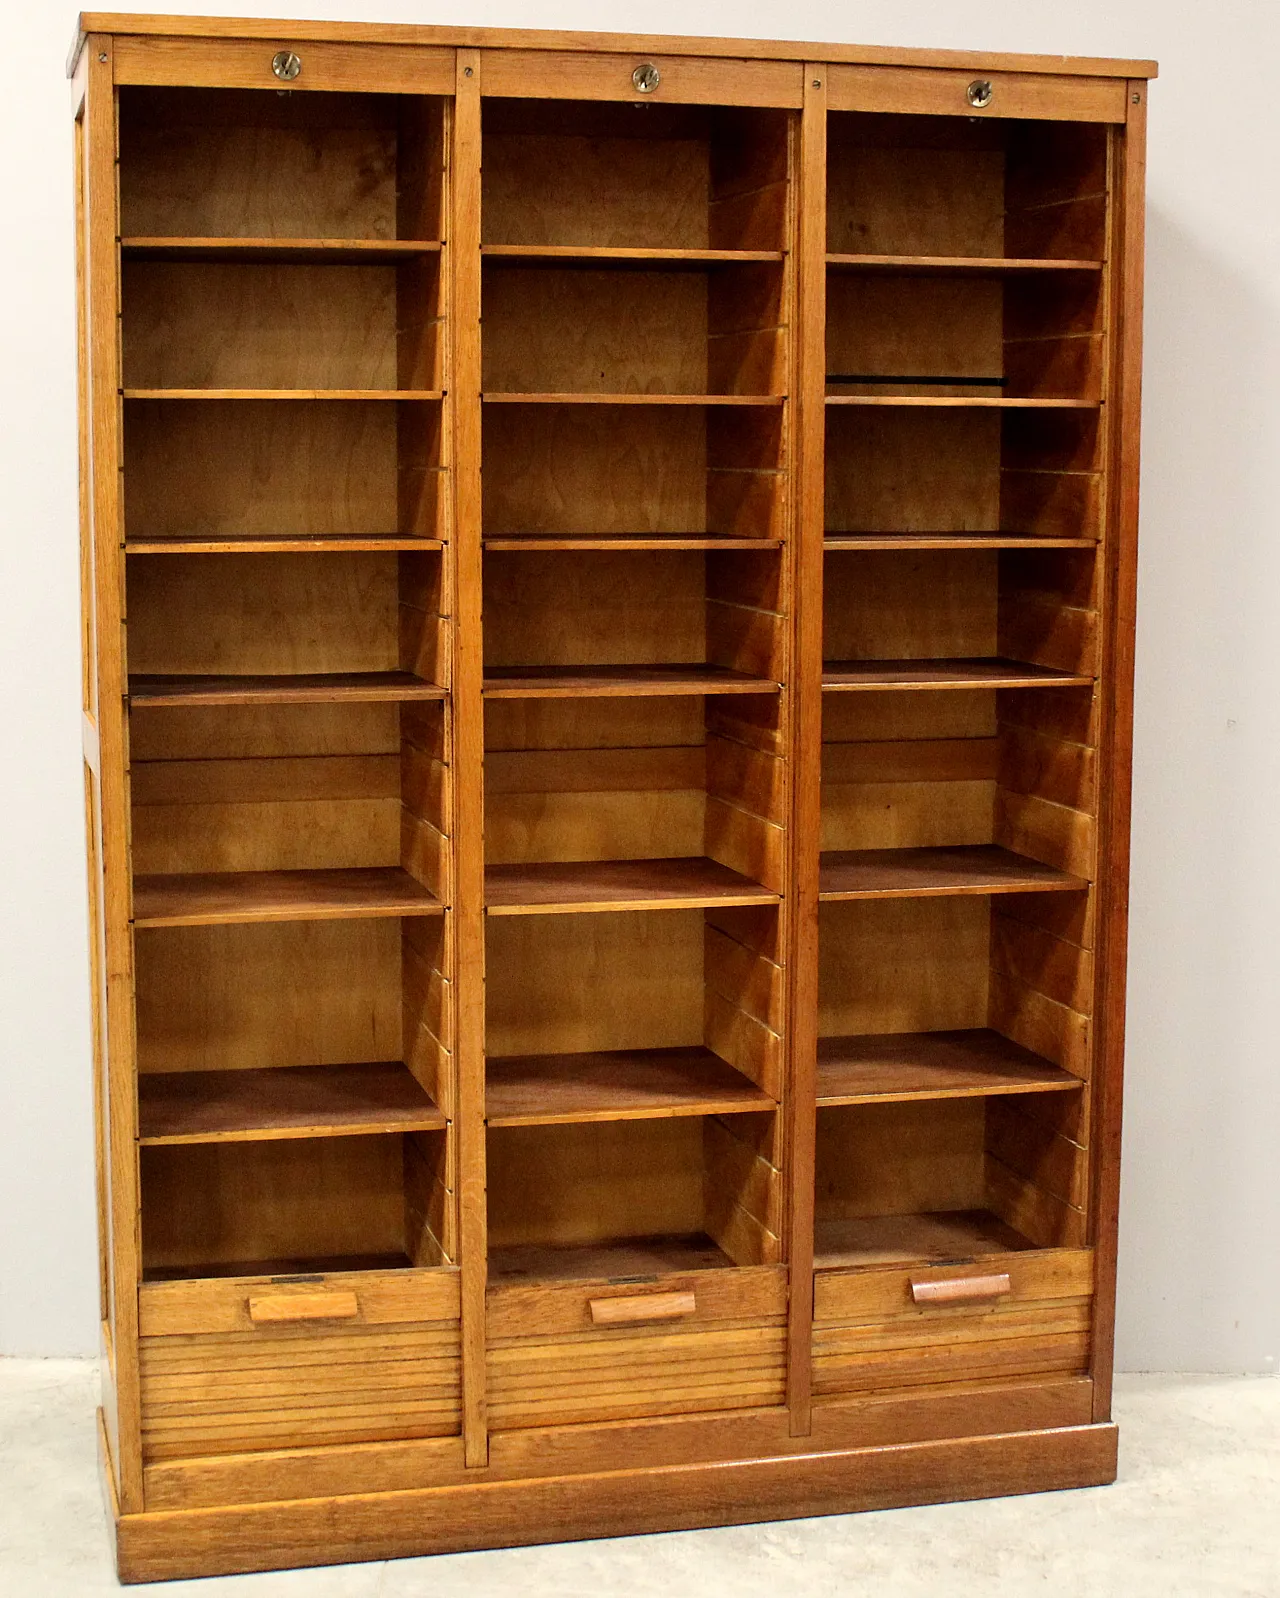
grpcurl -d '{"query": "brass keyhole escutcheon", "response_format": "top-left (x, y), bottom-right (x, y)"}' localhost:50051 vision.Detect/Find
top-left (966, 79), bottom-right (993, 108)
top-left (632, 62), bottom-right (661, 93)
top-left (272, 50), bottom-right (302, 81)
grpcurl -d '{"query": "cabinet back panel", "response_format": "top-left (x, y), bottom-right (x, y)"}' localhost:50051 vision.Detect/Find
top-left (485, 697), bottom-right (706, 751)
top-left (129, 701), bottom-right (401, 761)
top-left (826, 276), bottom-right (1003, 390)
top-left (487, 1120), bottom-right (707, 1248)
top-left (826, 410), bottom-right (1001, 534)
top-left (483, 551), bottom-right (707, 667)
top-left (141, 1135), bottom-right (410, 1271)
top-left (118, 87), bottom-right (432, 240)
top-left (486, 910), bottom-right (705, 1057)
top-left (127, 553), bottom-right (401, 675)
top-left (482, 405), bottom-right (708, 535)
top-left (124, 401), bottom-right (403, 538)
top-left (824, 549), bottom-right (998, 661)
top-left (135, 920), bottom-right (402, 1074)
top-left (815, 1100), bottom-right (988, 1220)
top-left (819, 898), bottom-right (990, 1038)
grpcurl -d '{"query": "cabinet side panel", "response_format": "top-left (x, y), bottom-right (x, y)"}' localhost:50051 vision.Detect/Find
top-left (1089, 89), bottom-right (1147, 1422)
top-left (83, 37), bottom-right (144, 1511)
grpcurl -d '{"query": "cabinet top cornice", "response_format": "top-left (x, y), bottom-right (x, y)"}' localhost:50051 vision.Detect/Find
top-left (69, 12), bottom-right (1158, 82)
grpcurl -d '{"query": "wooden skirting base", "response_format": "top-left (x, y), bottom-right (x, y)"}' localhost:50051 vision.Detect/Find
top-left (108, 1421), bottom-right (1118, 1584)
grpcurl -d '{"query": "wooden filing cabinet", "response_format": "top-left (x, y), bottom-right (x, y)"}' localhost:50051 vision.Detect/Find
top-left (70, 12), bottom-right (1154, 1581)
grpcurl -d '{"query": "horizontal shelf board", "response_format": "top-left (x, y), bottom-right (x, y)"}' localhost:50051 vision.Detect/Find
top-left (133, 867), bottom-right (443, 928)
top-left (129, 672), bottom-right (445, 707)
top-left (483, 244), bottom-right (785, 269)
top-left (122, 388), bottom-right (444, 401)
top-left (483, 664), bottom-right (779, 699)
top-left (125, 537), bottom-right (444, 554)
top-left (826, 253), bottom-right (1104, 275)
top-left (485, 856), bottom-right (778, 916)
top-left (485, 535), bottom-right (784, 551)
top-left (825, 395), bottom-right (1099, 409)
top-left (486, 1047), bottom-right (774, 1128)
top-left (817, 1030), bottom-right (1082, 1107)
top-left (482, 393), bottom-right (785, 406)
top-left (138, 1063), bottom-right (446, 1146)
top-left (488, 1234), bottom-right (736, 1286)
top-left (120, 237), bottom-right (442, 262)
top-left (814, 1211), bottom-right (1036, 1272)
top-left (819, 844), bottom-right (1087, 901)
top-left (824, 535), bottom-right (1096, 551)
top-left (823, 658), bottom-right (1094, 692)
top-left (143, 1252), bottom-right (416, 1284)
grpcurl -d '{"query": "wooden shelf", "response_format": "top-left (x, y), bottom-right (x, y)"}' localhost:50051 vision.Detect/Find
top-left (126, 537), bottom-right (444, 554)
top-left (482, 393), bottom-right (785, 406)
top-left (483, 245), bottom-right (785, 269)
top-left (824, 535), bottom-right (1095, 552)
top-left (143, 1252), bottom-right (415, 1284)
top-left (826, 253), bottom-right (1103, 275)
top-left (129, 672), bottom-right (445, 707)
top-left (823, 658), bottom-right (1094, 692)
top-left (486, 1047), bottom-right (774, 1127)
top-left (830, 391), bottom-right (1099, 409)
top-left (825, 395), bottom-right (1099, 409)
top-left (488, 1234), bottom-right (736, 1285)
top-left (121, 237), bottom-right (442, 262)
top-left (817, 1031), bottom-right (1082, 1107)
top-left (122, 388), bottom-right (444, 401)
top-left (485, 535), bottom-right (784, 551)
top-left (138, 1063), bottom-right (446, 1146)
top-left (483, 664), bottom-right (779, 699)
top-left (133, 867), bottom-right (443, 928)
top-left (814, 1211), bottom-right (1036, 1271)
top-left (819, 845), bottom-right (1087, 901)
top-left (485, 857), bottom-right (778, 916)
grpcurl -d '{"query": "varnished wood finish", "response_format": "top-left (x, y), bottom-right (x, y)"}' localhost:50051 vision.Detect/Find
top-left (76, 17), bottom-right (1147, 1580)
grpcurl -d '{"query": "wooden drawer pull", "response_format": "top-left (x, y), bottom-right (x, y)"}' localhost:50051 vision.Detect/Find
top-left (911, 1273), bottom-right (1012, 1307)
top-left (589, 1291), bottom-right (697, 1326)
top-left (248, 1289), bottom-right (360, 1325)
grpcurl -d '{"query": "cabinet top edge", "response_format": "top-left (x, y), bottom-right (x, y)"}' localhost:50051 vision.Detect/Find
top-left (68, 12), bottom-right (1158, 82)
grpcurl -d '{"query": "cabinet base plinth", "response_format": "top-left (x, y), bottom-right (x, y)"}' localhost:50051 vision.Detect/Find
top-left (110, 1422), bottom-right (1118, 1584)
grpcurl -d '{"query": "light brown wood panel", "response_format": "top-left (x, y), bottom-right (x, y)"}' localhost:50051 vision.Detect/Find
top-left (827, 118), bottom-right (1005, 258)
top-left (485, 695), bottom-right (706, 752)
top-left (483, 550), bottom-right (705, 668)
top-left (482, 404), bottom-right (707, 535)
top-left (815, 1099), bottom-right (988, 1222)
top-left (403, 915), bottom-right (452, 1111)
top-left (824, 549), bottom-right (997, 662)
top-left (994, 790), bottom-right (1095, 880)
top-left (485, 910), bottom-right (704, 1058)
top-left (991, 914), bottom-right (1094, 1018)
top-left (988, 970), bottom-right (1090, 1080)
top-left (826, 66), bottom-right (1126, 124)
top-left (129, 700), bottom-right (400, 761)
top-left (823, 688), bottom-right (995, 744)
top-left (704, 1113), bottom-right (782, 1263)
top-left (825, 409), bottom-right (1001, 533)
top-left (135, 919), bottom-right (401, 1074)
top-left (140, 1134), bottom-right (420, 1273)
top-left (818, 897), bottom-right (990, 1038)
top-left (114, 37), bottom-right (454, 96)
top-left (487, 1120), bottom-right (708, 1250)
top-left (827, 275), bottom-right (1002, 388)
top-left (483, 268), bottom-right (709, 395)
top-left (127, 552), bottom-right (401, 676)
top-left (987, 1096), bottom-right (1088, 1211)
top-left (140, 1319), bottom-right (460, 1460)
top-left (483, 52), bottom-right (802, 111)
top-left (139, 1265), bottom-right (461, 1338)
top-left (123, 400), bottom-right (441, 540)
top-left (121, 261), bottom-right (435, 391)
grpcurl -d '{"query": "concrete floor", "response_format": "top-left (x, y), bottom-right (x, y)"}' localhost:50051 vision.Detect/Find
top-left (1, 1363), bottom-right (1275, 1595)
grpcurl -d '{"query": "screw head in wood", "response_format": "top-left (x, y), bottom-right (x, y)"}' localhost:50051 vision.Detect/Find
top-left (632, 63), bottom-right (661, 93)
top-left (966, 78), bottom-right (994, 108)
top-left (272, 50), bottom-right (302, 82)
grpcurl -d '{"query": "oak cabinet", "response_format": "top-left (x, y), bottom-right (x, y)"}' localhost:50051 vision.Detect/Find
top-left (72, 13), bottom-right (1153, 1582)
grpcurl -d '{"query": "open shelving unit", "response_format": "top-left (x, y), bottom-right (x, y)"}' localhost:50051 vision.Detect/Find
top-left (75, 18), bottom-right (1149, 1581)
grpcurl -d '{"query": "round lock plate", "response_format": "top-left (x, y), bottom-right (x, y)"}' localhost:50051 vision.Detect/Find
top-left (966, 79), bottom-right (994, 109)
top-left (632, 63), bottom-right (661, 93)
top-left (272, 50), bottom-right (302, 82)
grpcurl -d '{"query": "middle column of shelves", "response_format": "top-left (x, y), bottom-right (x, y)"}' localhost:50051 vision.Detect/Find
top-left (472, 93), bottom-right (795, 1431)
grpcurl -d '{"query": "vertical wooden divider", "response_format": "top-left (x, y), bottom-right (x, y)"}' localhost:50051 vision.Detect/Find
top-left (450, 47), bottom-right (489, 1467)
top-left (1089, 83), bottom-right (1147, 1425)
top-left (784, 66), bottom-right (827, 1438)
top-left (83, 36), bottom-right (145, 1513)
